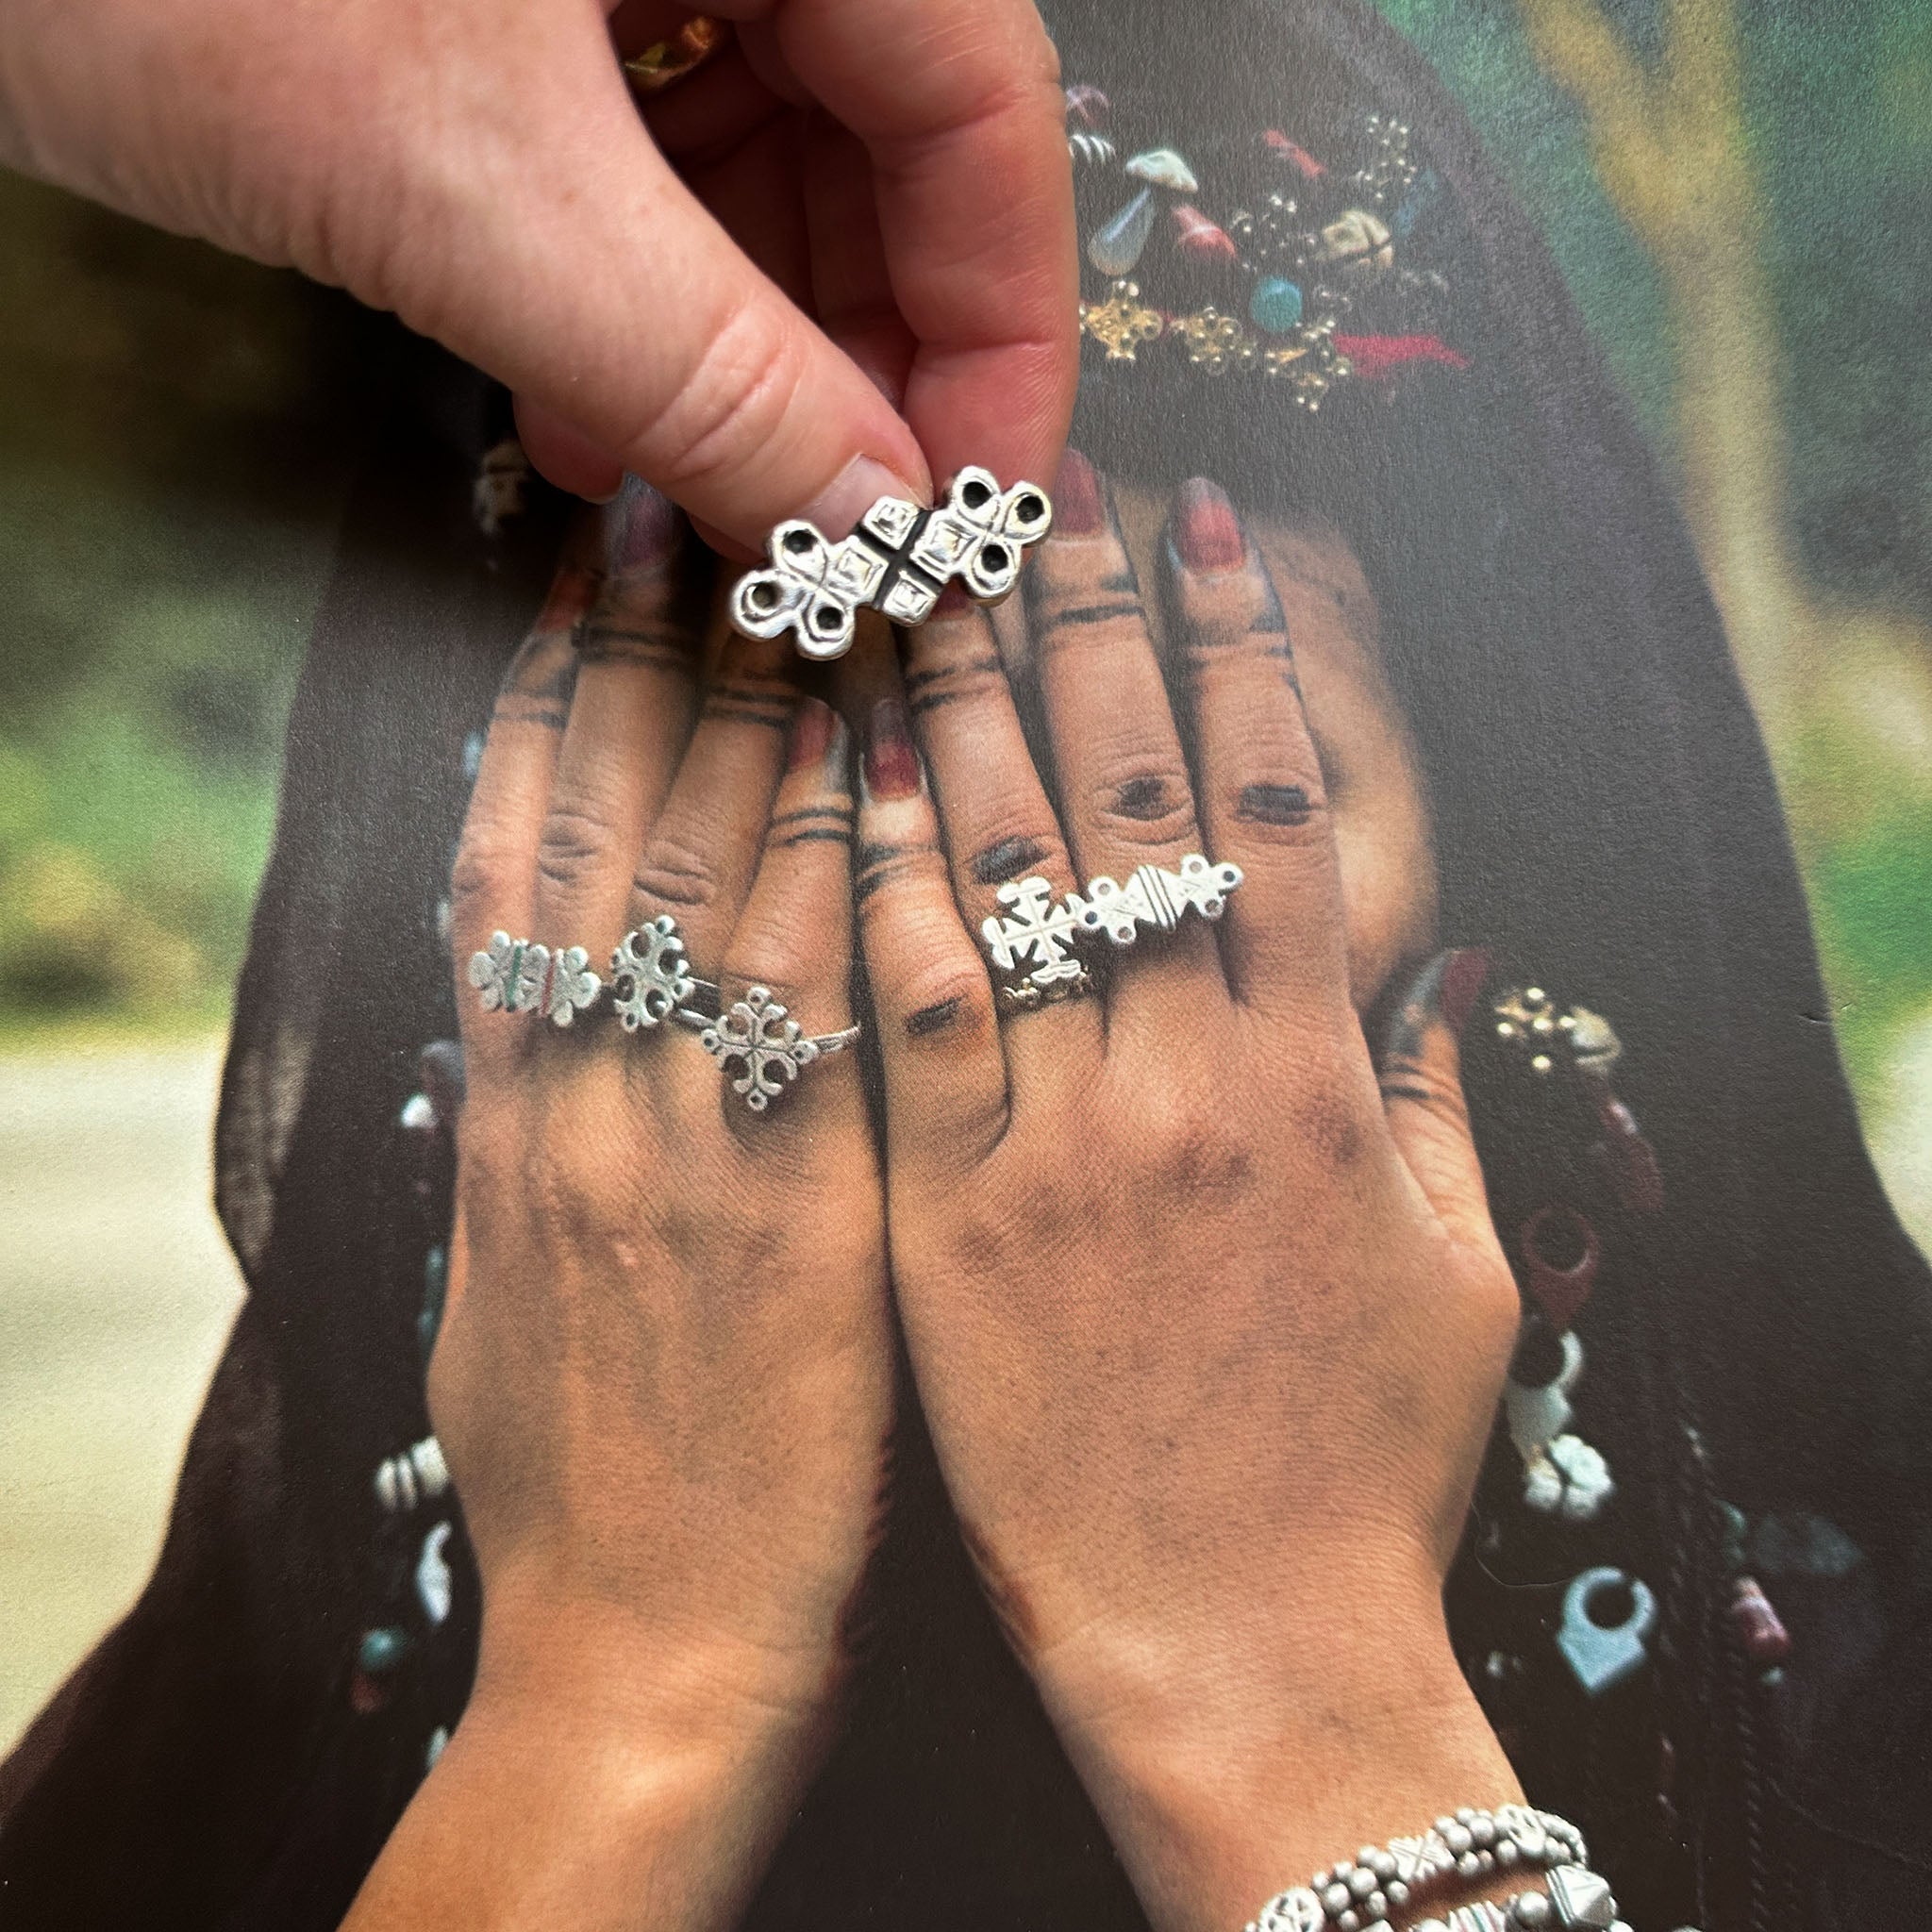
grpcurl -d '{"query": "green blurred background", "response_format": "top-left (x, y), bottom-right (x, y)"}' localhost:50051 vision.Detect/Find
top-left (4, 0), bottom-right (1929, 1084)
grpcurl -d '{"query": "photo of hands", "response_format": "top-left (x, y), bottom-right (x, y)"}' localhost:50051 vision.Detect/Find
top-left (3, 1), bottom-right (1928, 1929)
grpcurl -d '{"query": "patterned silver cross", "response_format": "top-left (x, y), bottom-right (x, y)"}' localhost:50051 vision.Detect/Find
top-left (1072, 854), bottom-right (1245, 945)
top-left (980, 875), bottom-right (1090, 1008)
top-left (693, 986), bottom-right (860, 1112)
top-left (729, 467), bottom-right (1054, 660)
top-left (466, 931), bottom-right (602, 1025)
top-left (609, 915), bottom-right (697, 1031)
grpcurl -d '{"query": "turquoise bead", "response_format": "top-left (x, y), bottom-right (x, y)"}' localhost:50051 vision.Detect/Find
top-left (1248, 276), bottom-right (1305, 334)
top-left (358, 1626), bottom-right (411, 1675)
top-left (419, 1243), bottom-right (448, 1361)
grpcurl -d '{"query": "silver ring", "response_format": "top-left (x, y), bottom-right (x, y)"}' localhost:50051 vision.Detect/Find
top-left (467, 932), bottom-right (603, 1026)
top-left (981, 875), bottom-right (1091, 1014)
top-left (729, 466), bottom-right (1053, 660)
top-left (1073, 854), bottom-right (1244, 946)
top-left (677, 986), bottom-right (860, 1112)
top-left (609, 915), bottom-right (723, 1031)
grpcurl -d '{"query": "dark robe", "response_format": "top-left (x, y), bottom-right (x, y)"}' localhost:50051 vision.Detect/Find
top-left (5, 2), bottom-right (1929, 1926)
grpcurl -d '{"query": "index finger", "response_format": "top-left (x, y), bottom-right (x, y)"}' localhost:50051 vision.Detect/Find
top-left (733, 0), bottom-right (1079, 491)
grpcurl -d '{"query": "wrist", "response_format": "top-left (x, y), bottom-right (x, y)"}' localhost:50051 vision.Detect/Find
top-left (344, 1640), bottom-right (824, 1932)
top-left (1036, 1587), bottom-right (1520, 1932)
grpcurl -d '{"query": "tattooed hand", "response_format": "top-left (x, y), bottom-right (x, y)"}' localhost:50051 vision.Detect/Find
top-left (345, 487), bottom-right (890, 1932)
top-left (853, 454), bottom-right (1523, 1932)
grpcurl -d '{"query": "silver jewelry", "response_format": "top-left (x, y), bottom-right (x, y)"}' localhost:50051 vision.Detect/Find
top-left (682, 985), bottom-right (860, 1112)
top-left (729, 467), bottom-right (1053, 660)
top-left (466, 931), bottom-right (602, 1025)
top-left (611, 915), bottom-right (702, 1030)
top-left (1074, 853), bottom-right (1244, 945)
top-left (982, 875), bottom-right (1093, 1011)
top-left (1245, 1808), bottom-right (1598, 1932)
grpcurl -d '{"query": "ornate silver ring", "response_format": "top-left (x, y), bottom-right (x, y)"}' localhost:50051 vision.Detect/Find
top-left (677, 986), bottom-right (860, 1112)
top-left (1074, 853), bottom-right (1244, 945)
top-left (980, 875), bottom-right (1094, 1015)
top-left (729, 466), bottom-right (1053, 660)
top-left (609, 915), bottom-right (724, 1032)
top-left (467, 931), bottom-right (602, 1026)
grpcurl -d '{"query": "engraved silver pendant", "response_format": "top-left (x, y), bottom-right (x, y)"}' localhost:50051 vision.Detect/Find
top-left (729, 467), bottom-right (1053, 660)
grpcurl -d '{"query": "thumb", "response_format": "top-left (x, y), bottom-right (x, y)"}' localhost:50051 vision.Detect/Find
top-left (380, 25), bottom-right (931, 548)
top-left (1378, 948), bottom-right (1497, 1255)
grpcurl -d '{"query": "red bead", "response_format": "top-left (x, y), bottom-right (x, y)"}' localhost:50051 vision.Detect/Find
top-left (1172, 204), bottom-right (1240, 267)
top-left (1518, 1203), bottom-right (1600, 1332)
top-left (348, 1669), bottom-right (391, 1716)
top-left (1729, 1576), bottom-right (1792, 1666)
top-left (1263, 129), bottom-right (1326, 179)
top-left (1065, 85), bottom-right (1110, 131)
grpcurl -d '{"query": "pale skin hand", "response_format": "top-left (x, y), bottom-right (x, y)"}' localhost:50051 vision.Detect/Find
top-left (343, 489), bottom-right (890, 1932)
top-left (0, 0), bottom-right (1076, 544)
top-left (856, 456), bottom-right (1524, 1932)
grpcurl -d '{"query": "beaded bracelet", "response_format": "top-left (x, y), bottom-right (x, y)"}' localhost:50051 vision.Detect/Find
top-left (1244, 1807), bottom-right (1638, 1932)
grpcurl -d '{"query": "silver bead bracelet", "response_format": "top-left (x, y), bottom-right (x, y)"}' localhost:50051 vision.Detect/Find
top-left (1243, 1806), bottom-right (1694, 1932)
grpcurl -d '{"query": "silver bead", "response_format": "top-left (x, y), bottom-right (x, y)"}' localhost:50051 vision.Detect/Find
top-left (1496, 1841), bottom-right (1521, 1870)
top-left (1324, 1885), bottom-right (1354, 1917)
top-left (1478, 1851), bottom-right (1496, 1873)
top-left (1387, 1883), bottom-right (1410, 1911)
top-left (1458, 1853), bottom-right (1482, 1881)
top-left (1349, 1870), bottom-right (1379, 1902)
top-left (1510, 1894), bottom-right (1553, 1929)
top-left (1368, 1852), bottom-right (1398, 1883)
top-left (1456, 1807), bottom-right (1476, 1824)
top-left (1471, 1815), bottom-right (1498, 1850)
top-left (1444, 1824), bottom-right (1474, 1857)
top-left (1365, 1893), bottom-right (1388, 1921)
top-left (1339, 1914), bottom-right (1361, 1932)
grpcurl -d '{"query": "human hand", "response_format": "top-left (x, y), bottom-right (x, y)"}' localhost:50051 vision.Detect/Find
top-left (853, 456), bottom-right (1522, 1932)
top-left (0, 0), bottom-right (1075, 546)
top-left (345, 489), bottom-right (889, 1932)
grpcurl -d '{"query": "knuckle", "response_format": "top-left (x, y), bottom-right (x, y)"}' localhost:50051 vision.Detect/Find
top-left (534, 806), bottom-right (626, 902)
top-left (965, 823), bottom-right (1072, 894)
top-left (450, 828), bottom-right (515, 917)
top-left (1083, 753), bottom-right (1198, 851)
top-left (632, 832), bottom-right (724, 913)
top-left (642, 301), bottom-right (803, 496)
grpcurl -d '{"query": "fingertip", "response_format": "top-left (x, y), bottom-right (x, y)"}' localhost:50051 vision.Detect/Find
top-left (512, 394), bottom-right (626, 503)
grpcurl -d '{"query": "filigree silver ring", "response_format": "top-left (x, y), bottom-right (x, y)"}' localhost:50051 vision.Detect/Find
top-left (677, 986), bottom-right (860, 1112)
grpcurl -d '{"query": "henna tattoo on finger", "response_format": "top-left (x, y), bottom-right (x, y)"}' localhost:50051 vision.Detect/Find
top-left (1236, 782), bottom-right (1315, 826)
top-left (971, 834), bottom-right (1050, 885)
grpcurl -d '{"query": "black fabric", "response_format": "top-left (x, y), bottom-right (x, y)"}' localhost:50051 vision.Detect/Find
top-left (5, 1), bottom-right (1930, 1926)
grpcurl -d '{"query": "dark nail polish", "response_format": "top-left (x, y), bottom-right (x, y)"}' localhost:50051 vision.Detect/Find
top-left (788, 696), bottom-right (838, 773)
top-left (1173, 477), bottom-right (1245, 574)
top-left (616, 481), bottom-right (680, 571)
top-left (1440, 946), bottom-right (1492, 1038)
top-left (863, 696), bottom-right (922, 800)
top-left (1385, 946), bottom-right (1491, 1063)
top-left (1053, 448), bottom-right (1106, 536)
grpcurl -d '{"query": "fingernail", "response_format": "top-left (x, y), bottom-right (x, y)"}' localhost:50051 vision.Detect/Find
top-left (1173, 477), bottom-right (1245, 573)
top-left (801, 454), bottom-right (929, 541)
top-left (1385, 946), bottom-right (1491, 1062)
top-left (1053, 447), bottom-right (1106, 536)
top-left (1440, 946), bottom-right (1492, 1038)
top-left (615, 479), bottom-right (680, 572)
top-left (788, 695), bottom-right (839, 773)
top-left (862, 696), bottom-right (922, 801)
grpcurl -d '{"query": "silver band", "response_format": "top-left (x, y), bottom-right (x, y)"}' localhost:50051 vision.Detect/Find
top-left (678, 985), bottom-right (861, 1112)
top-left (467, 932), bottom-right (603, 1026)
